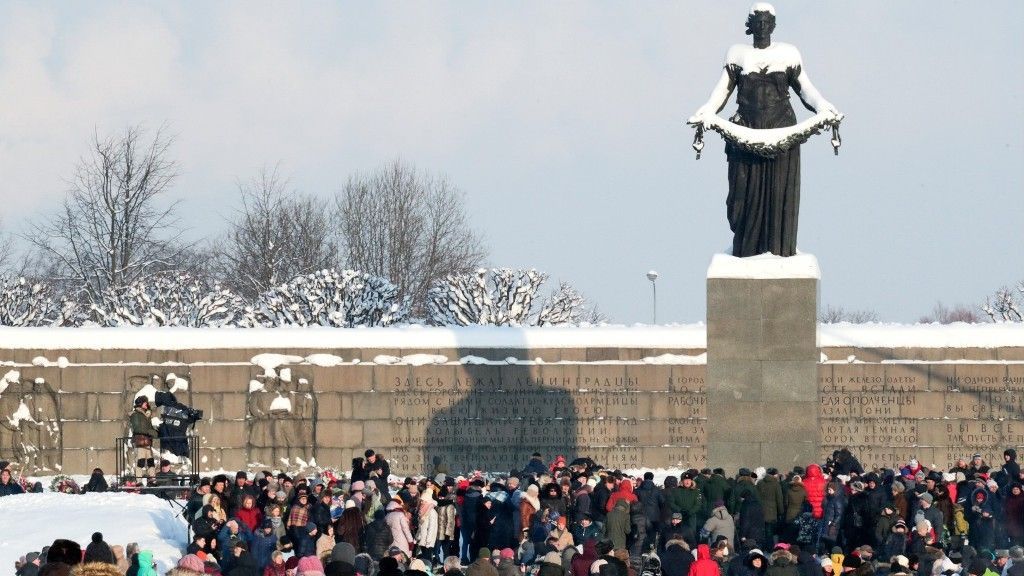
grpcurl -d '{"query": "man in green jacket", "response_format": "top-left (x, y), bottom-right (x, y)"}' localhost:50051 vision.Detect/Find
top-left (130, 396), bottom-right (159, 479)
top-left (728, 469), bottom-right (759, 515)
top-left (667, 472), bottom-right (705, 534)
top-left (756, 468), bottom-right (785, 545)
top-left (605, 498), bottom-right (631, 552)
top-left (702, 469), bottom-right (730, 519)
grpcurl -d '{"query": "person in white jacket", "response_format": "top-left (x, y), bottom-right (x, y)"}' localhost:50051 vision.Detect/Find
top-left (417, 488), bottom-right (440, 565)
top-left (386, 497), bottom-right (415, 555)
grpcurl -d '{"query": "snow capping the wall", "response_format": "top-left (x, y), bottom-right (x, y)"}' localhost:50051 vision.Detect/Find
top-left (0, 323), bottom-right (1021, 352)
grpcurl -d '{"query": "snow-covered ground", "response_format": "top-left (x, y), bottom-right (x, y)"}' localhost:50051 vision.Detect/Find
top-left (0, 492), bottom-right (188, 573)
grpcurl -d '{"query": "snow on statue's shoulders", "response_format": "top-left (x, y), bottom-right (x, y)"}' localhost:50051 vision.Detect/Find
top-left (726, 42), bottom-right (800, 74)
top-left (707, 252), bottom-right (820, 280)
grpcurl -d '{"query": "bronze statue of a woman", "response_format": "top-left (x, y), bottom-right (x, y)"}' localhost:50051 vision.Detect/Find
top-left (689, 3), bottom-right (841, 257)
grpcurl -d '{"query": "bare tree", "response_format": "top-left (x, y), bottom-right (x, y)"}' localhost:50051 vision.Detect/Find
top-left (337, 160), bottom-right (487, 312)
top-left (819, 305), bottom-right (880, 324)
top-left (983, 283), bottom-right (1023, 322)
top-left (23, 125), bottom-right (187, 304)
top-left (0, 218), bottom-right (12, 273)
top-left (919, 301), bottom-right (984, 324)
top-left (215, 166), bottom-right (339, 298)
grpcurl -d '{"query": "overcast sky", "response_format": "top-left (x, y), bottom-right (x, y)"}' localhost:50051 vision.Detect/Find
top-left (1, 1), bottom-right (1021, 324)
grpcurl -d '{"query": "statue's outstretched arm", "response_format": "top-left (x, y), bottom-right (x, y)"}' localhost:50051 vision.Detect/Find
top-left (689, 68), bottom-right (735, 124)
top-left (792, 67), bottom-right (839, 116)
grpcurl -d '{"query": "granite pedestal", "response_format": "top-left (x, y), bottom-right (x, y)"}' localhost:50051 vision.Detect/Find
top-left (706, 253), bottom-right (820, 472)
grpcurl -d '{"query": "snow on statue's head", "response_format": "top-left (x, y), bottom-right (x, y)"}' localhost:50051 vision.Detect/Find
top-left (746, 3), bottom-right (776, 39)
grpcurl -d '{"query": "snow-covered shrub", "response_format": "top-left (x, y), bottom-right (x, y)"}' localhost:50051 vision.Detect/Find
top-left (0, 277), bottom-right (65, 327)
top-left (247, 268), bottom-right (408, 327)
top-left (426, 268), bottom-right (596, 326)
top-left (983, 282), bottom-right (1023, 322)
top-left (91, 271), bottom-right (246, 327)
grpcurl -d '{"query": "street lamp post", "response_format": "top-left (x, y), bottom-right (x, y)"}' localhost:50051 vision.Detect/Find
top-left (646, 270), bottom-right (659, 325)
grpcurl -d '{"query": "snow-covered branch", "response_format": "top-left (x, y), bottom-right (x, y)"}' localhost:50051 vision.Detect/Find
top-left (246, 268), bottom-right (408, 327)
top-left (0, 277), bottom-right (65, 327)
top-left (426, 268), bottom-right (600, 326)
top-left (91, 271), bottom-right (246, 327)
top-left (983, 282), bottom-right (1024, 323)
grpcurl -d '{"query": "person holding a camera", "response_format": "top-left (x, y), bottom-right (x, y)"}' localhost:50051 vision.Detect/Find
top-left (130, 396), bottom-right (159, 480)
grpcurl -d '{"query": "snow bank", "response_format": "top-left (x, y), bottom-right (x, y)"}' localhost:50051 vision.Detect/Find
top-left (819, 322), bottom-right (1024, 350)
top-left (0, 493), bottom-right (188, 573)
top-left (707, 252), bottom-right (820, 279)
top-left (0, 325), bottom-right (707, 350)
top-left (0, 323), bottom-right (1020, 355)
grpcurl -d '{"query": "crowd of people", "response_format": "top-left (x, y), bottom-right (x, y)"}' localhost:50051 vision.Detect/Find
top-left (7, 448), bottom-right (1024, 576)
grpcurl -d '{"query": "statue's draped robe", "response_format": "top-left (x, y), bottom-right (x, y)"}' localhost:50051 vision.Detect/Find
top-left (725, 63), bottom-right (801, 257)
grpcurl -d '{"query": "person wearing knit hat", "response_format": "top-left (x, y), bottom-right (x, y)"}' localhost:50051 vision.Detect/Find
top-left (84, 532), bottom-right (116, 565)
top-left (177, 553), bottom-right (206, 572)
top-left (297, 555), bottom-right (326, 576)
top-left (501, 548), bottom-right (515, 560)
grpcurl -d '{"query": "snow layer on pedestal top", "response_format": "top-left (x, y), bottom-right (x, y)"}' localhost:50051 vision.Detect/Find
top-left (707, 252), bottom-right (820, 280)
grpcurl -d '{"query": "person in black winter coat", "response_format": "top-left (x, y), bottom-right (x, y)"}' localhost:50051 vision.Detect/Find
top-left (351, 457), bottom-right (369, 483)
top-left (736, 494), bottom-right (767, 551)
top-left (1005, 450), bottom-right (1021, 486)
top-left (363, 508), bottom-right (394, 560)
top-left (636, 472), bottom-right (666, 552)
top-left (842, 483), bottom-right (872, 550)
top-left (591, 477), bottom-right (613, 525)
top-left (541, 483), bottom-right (568, 517)
top-left (82, 469), bottom-right (108, 493)
top-left (461, 481), bottom-right (484, 562)
top-left (523, 453), bottom-right (549, 478)
top-left (227, 545), bottom-right (260, 576)
top-left (364, 450), bottom-right (391, 497)
top-left (0, 468), bottom-right (24, 496)
top-left (661, 539), bottom-right (693, 576)
top-left (311, 492), bottom-right (334, 534)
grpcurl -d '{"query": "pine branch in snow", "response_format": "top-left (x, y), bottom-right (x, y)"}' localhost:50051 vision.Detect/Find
top-left (427, 268), bottom-right (597, 326)
top-left (246, 268), bottom-right (408, 327)
top-left (91, 271), bottom-right (246, 327)
top-left (0, 276), bottom-right (64, 326)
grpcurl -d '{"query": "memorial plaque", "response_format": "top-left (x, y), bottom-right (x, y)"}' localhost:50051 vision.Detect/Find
top-left (946, 365), bottom-right (1008, 391)
top-left (819, 389), bottom-right (914, 419)
top-left (669, 365), bottom-right (707, 393)
top-left (819, 418), bottom-right (918, 447)
top-left (884, 364), bottom-right (929, 391)
top-left (626, 365), bottom-right (673, 392)
top-left (650, 392), bottom-right (707, 419)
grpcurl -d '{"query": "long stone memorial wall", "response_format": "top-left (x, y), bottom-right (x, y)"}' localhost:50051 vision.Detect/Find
top-left (0, 343), bottom-right (1022, 475)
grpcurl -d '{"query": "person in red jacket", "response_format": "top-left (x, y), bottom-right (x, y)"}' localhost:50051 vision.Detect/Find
top-left (688, 543), bottom-right (720, 576)
top-left (804, 464), bottom-right (827, 520)
top-left (235, 494), bottom-right (264, 533)
top-left (605, 478), bottom-right (639, 512)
